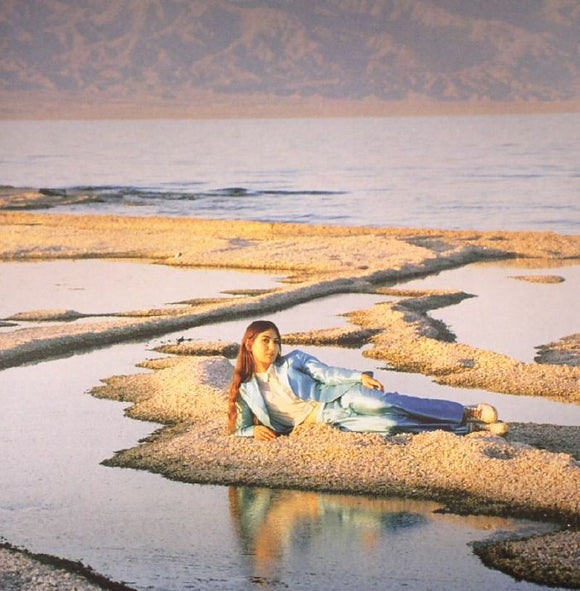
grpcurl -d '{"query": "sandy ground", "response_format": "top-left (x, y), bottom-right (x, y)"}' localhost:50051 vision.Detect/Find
top-left (0, 208), bottom-right (579, 588)
top-left (0, 542), bottom-right (135, 591)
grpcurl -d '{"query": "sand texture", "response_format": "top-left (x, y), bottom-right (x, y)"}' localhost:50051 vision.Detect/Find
top-left (0, 210), bottom-right (579, 588)
top-left (0, 542), bottom-right (135, 591)
top-left (474, 530), bottom-right (580, 589)
top-left (535, 334), bottom-right (580, 367)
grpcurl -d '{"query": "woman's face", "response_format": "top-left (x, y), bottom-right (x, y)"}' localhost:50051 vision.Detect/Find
top-left (250, 328), bottom-right (280, 373)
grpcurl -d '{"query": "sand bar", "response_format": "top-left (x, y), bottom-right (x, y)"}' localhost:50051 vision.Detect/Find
top-left (1, 210), bottom-right (579, 376)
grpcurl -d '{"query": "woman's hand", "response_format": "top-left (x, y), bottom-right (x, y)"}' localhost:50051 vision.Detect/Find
top-left (254, 425), bottom-right (278, 441)
top-left (361, 373), bottom-right (384, 391)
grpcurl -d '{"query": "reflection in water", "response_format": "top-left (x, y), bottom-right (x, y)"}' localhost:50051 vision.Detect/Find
top-left (228, 487), bottom-right (527, 587)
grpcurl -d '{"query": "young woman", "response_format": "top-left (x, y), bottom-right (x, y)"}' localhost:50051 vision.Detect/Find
top-left (228, 320), bottom-right (508, 440)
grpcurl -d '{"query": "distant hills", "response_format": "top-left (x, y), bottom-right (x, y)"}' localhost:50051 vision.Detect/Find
top-left (1, 0), bottom-right (579, 117)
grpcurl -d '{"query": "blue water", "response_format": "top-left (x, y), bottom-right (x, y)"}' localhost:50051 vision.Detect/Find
top-left (1, 114), bottom-right (579, 233)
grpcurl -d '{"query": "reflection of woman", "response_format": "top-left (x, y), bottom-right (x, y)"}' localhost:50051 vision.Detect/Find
top-left (229, 487), bottom-right (324, 576)
top-left (228, 487), bottom-right (428, 579)
top-left (228, 320), bottom-right (508, 440)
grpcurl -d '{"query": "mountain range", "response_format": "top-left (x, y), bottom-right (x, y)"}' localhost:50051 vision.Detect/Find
top-left (1, 0), bottom-right (579, 117)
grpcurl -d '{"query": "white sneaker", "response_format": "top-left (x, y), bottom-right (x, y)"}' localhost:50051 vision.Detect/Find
top-left (465, 403), bottom-right (498, 424)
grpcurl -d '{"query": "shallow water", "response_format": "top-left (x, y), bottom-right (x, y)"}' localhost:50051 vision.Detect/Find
top-left (399, 261), bottom-right (580, 364)
top-left (1, 114), bottom-right (579, 233)
top-left (0, 261), bottom-right (577, 589)
top-left (0, 260), bottom-right (284, 318)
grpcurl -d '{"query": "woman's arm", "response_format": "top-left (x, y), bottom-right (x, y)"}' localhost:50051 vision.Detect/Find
top-left (234, 397), bottom-right (257, 437)
top-left (291, 350), bottom-right (384, 390)
top-left (293, 350), bottom-right (367, 385)
top-left (234, 397), bottom-right (279, 439)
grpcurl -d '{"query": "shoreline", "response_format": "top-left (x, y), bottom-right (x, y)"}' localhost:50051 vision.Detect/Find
top-left (0, 210), bottom-right (579, 589)
top-left (0, 542), bottom-right (136, 591)
top-left (1, 210), bottom-right (578, 400)
top-left (1, 93), bottom-right (579, 121)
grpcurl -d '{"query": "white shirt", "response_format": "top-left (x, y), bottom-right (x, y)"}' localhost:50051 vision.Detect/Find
top-left (255, 365), bottom-right (318, 429)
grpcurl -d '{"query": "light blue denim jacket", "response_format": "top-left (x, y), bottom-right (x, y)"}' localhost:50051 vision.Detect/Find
top-left (234, 349), bottom-right (363, 437)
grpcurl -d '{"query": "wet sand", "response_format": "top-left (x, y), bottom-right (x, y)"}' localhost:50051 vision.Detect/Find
top-left (0, 209), bottom-right (579, 588)
top-left (0, 542), bottom-right (135, 591)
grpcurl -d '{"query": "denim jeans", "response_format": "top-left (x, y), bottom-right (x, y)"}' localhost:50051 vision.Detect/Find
top-left (320, 384), bottom-right (468, 435)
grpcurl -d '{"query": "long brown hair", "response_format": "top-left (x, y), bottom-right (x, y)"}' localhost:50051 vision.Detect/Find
top-left (228, 320), bottom-right (282, 434)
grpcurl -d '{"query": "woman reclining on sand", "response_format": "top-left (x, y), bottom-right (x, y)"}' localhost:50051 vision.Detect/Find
top-left (228, 320), bottom-right (508, 440)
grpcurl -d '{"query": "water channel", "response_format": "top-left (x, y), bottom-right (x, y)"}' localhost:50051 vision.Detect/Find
top-left (0, 260), bottom-right (577, 590)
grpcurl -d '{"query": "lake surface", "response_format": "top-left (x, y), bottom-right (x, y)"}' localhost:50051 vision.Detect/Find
top-left (1, 114), bottom-right (579, 233)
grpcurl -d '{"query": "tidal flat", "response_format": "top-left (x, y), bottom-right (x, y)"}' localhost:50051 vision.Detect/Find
top-left (0, 210), bottom-right (578, 589)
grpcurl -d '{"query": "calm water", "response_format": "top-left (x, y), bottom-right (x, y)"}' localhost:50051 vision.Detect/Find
top-left (1, 114), bottom-right (579, 233)
top-left (0, 260), bottom-right (285, 318)
top-left (400, 262), bottom-right (580, 364)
